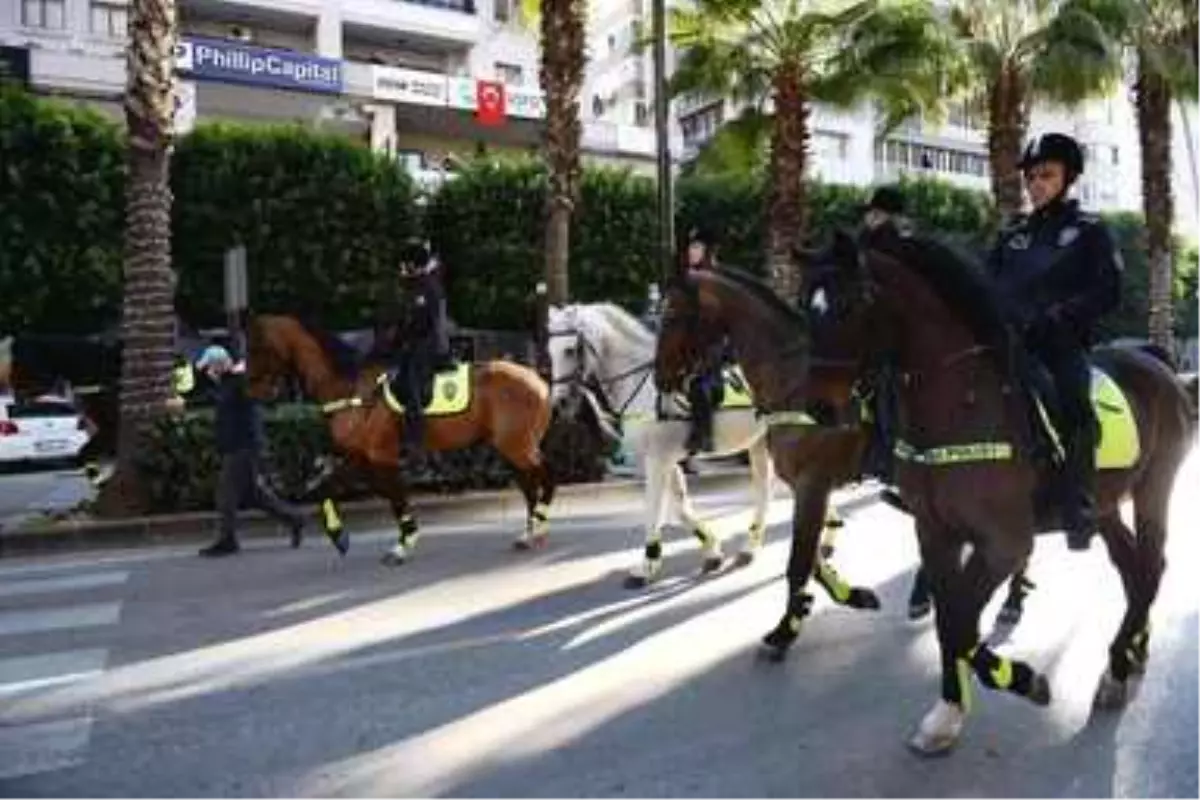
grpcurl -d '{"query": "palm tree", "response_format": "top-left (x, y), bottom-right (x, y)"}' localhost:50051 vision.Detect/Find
top-left (95, 0), bottom-right (179, 515)
top-left (533, 0), bottom-right (587, 306)
top-left (945, 0), bottom-right (1124, 218)
top-left (667, 0), bottom-right (966, 301)
top-left (1072, 0), bottom-right (1198, 350)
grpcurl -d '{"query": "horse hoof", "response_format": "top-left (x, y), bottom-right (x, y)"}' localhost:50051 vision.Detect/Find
top-left (1027, 673), bottom-right (1052, 707)
top-left (908, 599), bottom-right (932, 621)
top-left (907, 700), bottom-right (964, 757)
top-left (848, 588), bottom-right (881, 610)
top-left (996, 603), bottom-right (1023, 627)
top-left (700, 556), bottom-right (724, 574)
top-left (624, 574), bottom-right (651, 590)
top-left (1093, 671), bottom-right (1136, 711)
top-left (756, 642), bottom-right (789, 663)
top-left (380, 552), bottom-right (406, 567)
top-left (327, 530), bottom-right (349, 556)
top-left (734, 551), bottom-right (755, 568)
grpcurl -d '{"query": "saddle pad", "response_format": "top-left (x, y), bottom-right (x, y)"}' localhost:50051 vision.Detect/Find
top-left (721, 365), bottom-right (754, 410)
top-left (1036, 366), bottom-right (1140, 470)
top-left (379, 362), bottom-right (472, 417)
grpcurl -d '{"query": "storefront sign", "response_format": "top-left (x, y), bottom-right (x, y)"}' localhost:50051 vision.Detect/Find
top-left (0, 46), bottom-right (31, 88)
top-left (372, 66), bottom-right (447, 107)
top-left (445, 77), bottom-right (545, 120)
top-left (175, 37), bottom-right (342, 95)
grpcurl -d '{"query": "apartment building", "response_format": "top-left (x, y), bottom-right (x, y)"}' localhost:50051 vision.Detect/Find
top-left (0, 0), bottom-right (671, 183)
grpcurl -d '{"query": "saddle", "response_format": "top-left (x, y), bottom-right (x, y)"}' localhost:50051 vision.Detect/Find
top-left (379, 361), bottom-right (472, 417)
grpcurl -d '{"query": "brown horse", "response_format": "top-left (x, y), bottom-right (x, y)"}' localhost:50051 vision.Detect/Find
top-left (655, 268), bottom-right (885, 629)
top-left (245, 314), bottom-right (556, 565)
top-left (781, 230), bottom-right (1194, 755)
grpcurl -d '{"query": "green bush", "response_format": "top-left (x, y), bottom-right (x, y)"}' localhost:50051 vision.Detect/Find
top-left (0, 87), bottom-right (124, 336)
top-left (134, 404), bottom-right (609, 514)
top-left (171, 123), bottom-right (419, 329)
top-left (426, 159), bottom-right (658, 329)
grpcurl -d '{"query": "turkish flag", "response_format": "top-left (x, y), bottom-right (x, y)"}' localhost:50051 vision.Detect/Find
top-left (476, 80), bottom-right (506, 126)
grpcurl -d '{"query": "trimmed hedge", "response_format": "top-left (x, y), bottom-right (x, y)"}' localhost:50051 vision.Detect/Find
top-left (0, 88), bottom-right (124, 336)
top-left (172, 123), bottom-right (420, 329)
top-left (135, 404), bottom-right (611, 514)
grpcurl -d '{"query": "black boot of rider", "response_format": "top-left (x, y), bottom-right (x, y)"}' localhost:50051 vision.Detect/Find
top-left (1061, 430), bottom-right (1097, 552)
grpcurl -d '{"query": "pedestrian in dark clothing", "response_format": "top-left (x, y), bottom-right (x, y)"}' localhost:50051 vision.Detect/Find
top-left (195, 345), bottom-right (307, 558)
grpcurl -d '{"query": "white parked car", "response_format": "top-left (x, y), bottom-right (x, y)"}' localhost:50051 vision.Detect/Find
top-left (0, 394), bottom-right (94, 467)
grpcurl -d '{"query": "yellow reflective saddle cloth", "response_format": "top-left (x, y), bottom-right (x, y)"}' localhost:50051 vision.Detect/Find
top-left (1038, 366), bottom-right (1140, 471)
top-left (378, 363), bottom-right (472, 417)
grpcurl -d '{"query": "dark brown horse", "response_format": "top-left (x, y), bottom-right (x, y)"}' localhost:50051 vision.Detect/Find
top-left (655, 268), bottom-right (885, 629)
top-left (782, 231), bottom-right (1193, 755)
top-left (245, 314), bottom-right (556, 565)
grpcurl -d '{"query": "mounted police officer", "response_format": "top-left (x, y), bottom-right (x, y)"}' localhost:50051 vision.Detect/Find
top-left (681, 225), bottom-right (725, 454)
top-left (988, 132), bottom-right (1123, 551)
top-left (388, 237), bottom-right (450, 453)
top-left (854, 186), bottom-right (911, 508)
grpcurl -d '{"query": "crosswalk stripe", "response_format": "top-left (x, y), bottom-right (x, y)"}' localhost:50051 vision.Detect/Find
top-left (0, 602), bottom-right (121, 637)
top-left (0, 717), bottom-right (93, 780)
top-left (0, 650), bottom-right (108, 698)
top-left (0, 571), bottom-right (129, 600)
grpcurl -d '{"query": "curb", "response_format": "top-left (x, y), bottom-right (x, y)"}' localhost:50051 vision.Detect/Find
top-left (0, 467), bottom-right (759, 558)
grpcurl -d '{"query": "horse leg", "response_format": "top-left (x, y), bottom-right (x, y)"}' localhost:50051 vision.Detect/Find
top-left (626, 448), bottom-right (674, 588)
top-left (1093, 454), bottom-right (1175, 709)
top-left (670, 458), bottom-right (724, 574)
top-left (760, 476), bottom-right (878, 660)
top-left (909, 535), bottom-right (1050, 756)
top-left (363, 464), bottom-right (419, 567)
top-left (511, 451), bottom-right (552, 551)
top-left (311, 457), bottom-right (355, 557)
top-left (736, 437), bottom-right (773, 566)
top-left (995, 558), bottom-right (1034, 627)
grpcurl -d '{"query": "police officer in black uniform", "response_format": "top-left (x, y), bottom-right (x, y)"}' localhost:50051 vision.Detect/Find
top-left (389, 238), bottom-right (451, 452)
top-left (988, 132), bottom-right (1123, 551)
top-left (682, 225), bottom-right (725, 454)
top-left (854, 186), bottom-right (910, 504)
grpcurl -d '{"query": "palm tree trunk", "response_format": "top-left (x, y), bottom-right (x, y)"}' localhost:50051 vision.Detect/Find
top-left (539, 0), bottom-right (585, 307)
top-left (765, 62), bottom-right (809, 303)
top-left (986, 63), bottom-right (1029, 221)
top-left (1136, 51), bottom-right (1175, 351)
top-left (95, 0), bottom-right (178, 516)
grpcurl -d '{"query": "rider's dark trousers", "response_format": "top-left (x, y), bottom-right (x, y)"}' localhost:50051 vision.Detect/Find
top-left (1028, 332), bottom-right (1095, 512)
top-left (687, 371), bottom-right (720, 451)
top-left (392, 352), bottom-right (433, 447)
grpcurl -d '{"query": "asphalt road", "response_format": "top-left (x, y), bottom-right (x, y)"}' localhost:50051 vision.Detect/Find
top-left (0, 450), bottom-right (1196, 798)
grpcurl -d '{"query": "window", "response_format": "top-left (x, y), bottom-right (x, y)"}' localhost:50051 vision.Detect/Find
top-left (22, 0), bottom-right (66, 29)
top-left (495, 61), bottom-right (523, 86)
top-left (635, 102), bottom-right (649, 126)
top-left (1111, 146), bottom-right (1119, 166)
top-left (90, 1), bottom-right (128, 38)
top-left (493, 0), bottom-right (511, 22)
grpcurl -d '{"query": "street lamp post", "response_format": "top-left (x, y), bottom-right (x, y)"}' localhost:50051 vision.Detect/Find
top-left (651, 0), bottom-right (674, 285)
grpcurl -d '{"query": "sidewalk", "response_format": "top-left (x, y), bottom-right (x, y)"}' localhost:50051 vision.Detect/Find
top-left (0, 464), bottom-right (883, 558)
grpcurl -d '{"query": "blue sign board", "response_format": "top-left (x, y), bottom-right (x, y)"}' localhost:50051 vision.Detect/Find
top-left (175, 37), bottom-right (343, 95)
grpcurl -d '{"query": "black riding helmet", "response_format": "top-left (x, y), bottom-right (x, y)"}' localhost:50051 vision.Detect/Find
top-left (1018, 132), bottom-right (1085, 183)
top-left (861, 184), bottom-right (906, 216)
top-left (398, 237), bottom-right (433, 277)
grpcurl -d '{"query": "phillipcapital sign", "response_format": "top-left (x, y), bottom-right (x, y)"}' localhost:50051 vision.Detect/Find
top-left (372, 66), bottom-right (546, 121)
top-left (175, 37), bottom-right (343, 95)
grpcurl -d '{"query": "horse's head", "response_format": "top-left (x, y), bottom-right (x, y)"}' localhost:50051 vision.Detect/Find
top-left (795, 229), bottom-right (880, 363)
top-left (547, 304), bottom-right (612, 415)
top-left (655, 271), bottom-right (724, 394)
top-left (245, 315), bottom-right (294, 400)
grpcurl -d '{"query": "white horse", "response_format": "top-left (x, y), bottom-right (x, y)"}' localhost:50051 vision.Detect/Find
top-left (548, 302), bottom-right (782, 587)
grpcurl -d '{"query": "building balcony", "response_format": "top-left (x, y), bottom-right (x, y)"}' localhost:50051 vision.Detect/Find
top-left (341, 0), bottom-right (480, 48)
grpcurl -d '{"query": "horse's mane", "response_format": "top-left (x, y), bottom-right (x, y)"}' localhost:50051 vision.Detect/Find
top-left (588, 302), bottom-right (655, 348)
top-left (868, 233), bottom-right (1014, 355)
top-left (710, 266), bottom-right (809, 329)
top-left (293, 316), bottom-right (362, 380)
